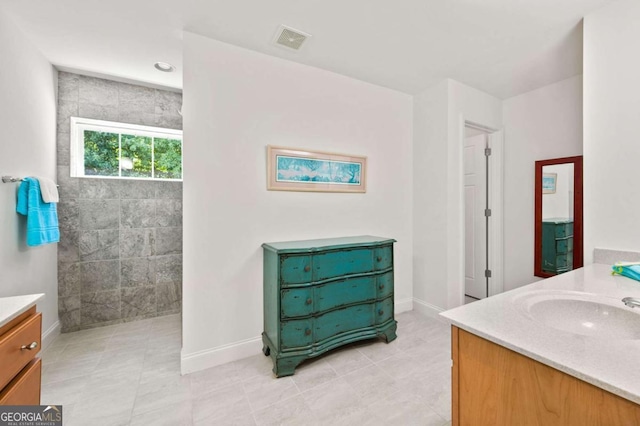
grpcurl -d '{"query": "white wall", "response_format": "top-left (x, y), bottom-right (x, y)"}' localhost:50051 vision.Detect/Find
top-left (542, 163), bottom-right (574, 220)
top-left (584, 0), bottom-right (640, 263)
top-left (0, 10), bottom-right (59, 341)
top-left (502, 75), bottom-right (583, 290)
top-left (182, 32), bottom-right (413, 373)
top-left (413, 79), bottom-right (502, 314)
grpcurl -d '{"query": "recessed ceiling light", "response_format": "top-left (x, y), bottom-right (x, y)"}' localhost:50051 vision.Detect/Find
top-left (154, 62), bottom-right (175, 72)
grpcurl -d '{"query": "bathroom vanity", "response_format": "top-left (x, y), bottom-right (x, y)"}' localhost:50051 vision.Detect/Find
top-left (442, 264), bottom-right (640, 425)
top-left (0, 294), bottom-right (43, 405)
top-left (262, 236), bottom-right (397, 377)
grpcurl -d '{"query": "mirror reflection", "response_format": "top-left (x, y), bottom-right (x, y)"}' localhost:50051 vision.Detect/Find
top-left (541, 164), bottom-right (574, 274)
top-left (534, 156), bottom-right (583, 278)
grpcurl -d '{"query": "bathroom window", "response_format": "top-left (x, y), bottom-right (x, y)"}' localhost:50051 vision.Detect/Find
top-left (70, 117), bottom-right (183, 180)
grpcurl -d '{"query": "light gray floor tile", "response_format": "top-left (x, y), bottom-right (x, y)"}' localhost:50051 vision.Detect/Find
top-left (252, 394), bottom-right (313, 426)
top-left (192, 382), bottom-right (251, 423)
top-left (130, 400), bottom-right (193, 426)
top-left (355, 338), bottom-right (401, 363)
top-left (242, 373), bottom-right (300, 412)
top-left (40, 376), bottom-right (87, 406)
top-left (291, 359), bottom-right (338, 392)
top-left (233, 354), bottom-right (273, 381)
top-left (322, 344), bottom-right (373, 376)
top-left (133, 375), bottom-right (192, 417)
top-left (302, 377), bottom-right (362, 414)
top-left (342, 364), bottom-right (401, 405)
top-left (189, 361), bottom-right (240, 397)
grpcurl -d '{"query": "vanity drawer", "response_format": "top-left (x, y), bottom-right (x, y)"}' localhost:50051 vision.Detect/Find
top-left (555, 237), bottom-right (573, 254)
top-left (0, 358), bottom-right (41, 405)
top-left (0, 312), bottom-right (41, 391)
top-left (313, 248), bottom-right (374, 281)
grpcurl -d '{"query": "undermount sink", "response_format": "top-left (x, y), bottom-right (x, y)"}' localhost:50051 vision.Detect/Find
top-left (515, 291), bottom-right (640, 339)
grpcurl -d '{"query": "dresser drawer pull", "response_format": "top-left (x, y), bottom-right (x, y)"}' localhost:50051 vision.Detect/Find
top-left (304, 329), bottom-right (311, 336)
top-left (305, 298), bottom-right (312, 305)
top-left (378, 310), bottom-right (384, 316)
top-left (20, 342), bottom-right (38, 351)
top-left (304, 265), bottom-right (310, 272)
top-left (377, 256), bottom-right (382, 262)
top-left (379, 284), bottom-right (385, 290)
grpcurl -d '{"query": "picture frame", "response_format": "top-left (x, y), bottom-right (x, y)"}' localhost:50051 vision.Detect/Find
top-left (267, 146), bottom-right (367, 193)
top-left (542, 172), bottom-right (557, 194)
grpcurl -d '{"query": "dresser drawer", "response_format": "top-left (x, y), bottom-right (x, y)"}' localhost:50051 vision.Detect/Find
top-left (281, 276), bottom-right (378, 319)
top-left (280, 319), bottom-right (313, 350)
top-left (555, 237), bottom-right (573, 254)
top-left (554, 223), bottom-right (573, 238)
top-left (374, 246), bottom-right (393, 270)
top-left (280, 255), bottom-right (312, 285)
top-left (0, 313), bottom-right (41, 391)
top-left (543, 252), bottom-right (573, 272)
top-left (376, 272), bottom-right (393, 299)
top-left (375, 297), bottom-right (394, 324)
top-left (0, 358), bottom-right (41, 405)
top-left (314, 304), bottom-right (375, 342)
top-left (313, 248), bottom-right (374, 281)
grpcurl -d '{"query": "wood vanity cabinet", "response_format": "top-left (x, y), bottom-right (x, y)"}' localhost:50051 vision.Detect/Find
top-left (451, 326), bottom-right (640, 425)
top-left (0, 306), bottom-right (42, 405)
top-left (262, 236), bottom-right (397, 377)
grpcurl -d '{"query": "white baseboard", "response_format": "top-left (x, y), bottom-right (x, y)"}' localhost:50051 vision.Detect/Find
top-left (42, 320), bottom-right (60, 350)
top-left (181, 335), bottom-right (263, 375)
top-left (412, 297), bottom-right (446, 322)
top-left (395, 298), bottom-right (413, 314)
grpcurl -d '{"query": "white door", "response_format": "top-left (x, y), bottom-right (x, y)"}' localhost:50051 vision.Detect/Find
top-left (464, 133), bottom-right (487, 300)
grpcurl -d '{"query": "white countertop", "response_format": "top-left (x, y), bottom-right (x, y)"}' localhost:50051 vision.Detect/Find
top-left (0, 294), bottom-right (44, 329)
top-left (440, 264), bottom-right (640, 405)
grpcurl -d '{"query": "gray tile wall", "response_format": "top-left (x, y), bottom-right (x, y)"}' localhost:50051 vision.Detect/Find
top-left (56, 72), bottom-right (183, 332)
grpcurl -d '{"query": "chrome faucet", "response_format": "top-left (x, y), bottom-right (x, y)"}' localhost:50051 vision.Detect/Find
top-left (622, 297), bottom-right (640, 308)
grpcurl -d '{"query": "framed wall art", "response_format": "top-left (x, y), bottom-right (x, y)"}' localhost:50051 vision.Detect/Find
top-left (542, 172), bottom-right (557, 194)
top-left (267, 146), bottom-right (367, 193)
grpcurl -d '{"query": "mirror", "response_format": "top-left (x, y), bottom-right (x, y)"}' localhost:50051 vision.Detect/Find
top-left (534, 156), bottom-right (583, 278)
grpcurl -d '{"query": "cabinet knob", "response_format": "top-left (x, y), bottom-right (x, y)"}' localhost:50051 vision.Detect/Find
top-left (377, 256), bottom-right (382, 262)
top-left (21, 341), bottom-right (38, 350)
top-left (304, 265), bottom-right (310, 272)
top-left (378, 310), bottom-right (384, 316)
top-left (305, 298), bottom-right (312, 305)
top-left (305, 329), bottom-right (311, 336)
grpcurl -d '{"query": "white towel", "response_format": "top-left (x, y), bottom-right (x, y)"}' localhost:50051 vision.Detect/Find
top-left (36, 176), bottom-right (59, 203)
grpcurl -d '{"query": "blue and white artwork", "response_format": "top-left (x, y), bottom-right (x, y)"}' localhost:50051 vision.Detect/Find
top-left (542, 173), bottom-right (557, 193)
top-left (276, 155), bottom-right (362, 185)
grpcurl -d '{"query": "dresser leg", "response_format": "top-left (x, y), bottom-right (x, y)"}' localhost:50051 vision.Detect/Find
top-left (380, 322), bottom-right (398, 343)
top-left (274, 356), bottom-right (306, 377)
top-left (262, 345), bottom-right (270, 356)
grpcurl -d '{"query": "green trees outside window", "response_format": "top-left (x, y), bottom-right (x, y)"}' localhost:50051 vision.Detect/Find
top-left (83, 130), bottom-right (182, 180)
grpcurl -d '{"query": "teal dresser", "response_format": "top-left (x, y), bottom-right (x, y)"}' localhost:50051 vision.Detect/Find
top-left (541, 218), bottom-right (574, 274)
top-left (262, 236), bottom-right (397, 377)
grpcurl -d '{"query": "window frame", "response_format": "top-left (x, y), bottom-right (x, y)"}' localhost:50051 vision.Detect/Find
top-left (70, 117), bottom-right (183, 181)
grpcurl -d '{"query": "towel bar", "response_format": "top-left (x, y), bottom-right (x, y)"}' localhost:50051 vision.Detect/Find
top-left (2, 176), bottom-right (59, 187)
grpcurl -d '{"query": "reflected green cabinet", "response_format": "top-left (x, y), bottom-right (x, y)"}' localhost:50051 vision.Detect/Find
top-left (262, 236), bottom-right (398, 377)
top-left (541, 219), bottom-right (574, 274)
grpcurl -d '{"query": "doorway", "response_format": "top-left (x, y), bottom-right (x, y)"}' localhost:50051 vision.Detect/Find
top-left (463, 123), bottom-right (503, 304)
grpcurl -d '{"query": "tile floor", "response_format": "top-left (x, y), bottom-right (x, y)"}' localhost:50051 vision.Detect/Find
top-left (40, 311), bottom-right (452, 425)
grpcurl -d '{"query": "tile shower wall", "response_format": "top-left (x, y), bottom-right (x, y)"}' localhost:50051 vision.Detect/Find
top-left (56, 72), bottom-right (183, 332)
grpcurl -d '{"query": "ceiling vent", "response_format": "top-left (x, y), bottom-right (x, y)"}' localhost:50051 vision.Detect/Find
top-left (273, 25), bottom-right (311, 51)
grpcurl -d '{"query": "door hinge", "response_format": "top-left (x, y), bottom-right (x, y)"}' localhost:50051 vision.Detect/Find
top-left (484, 208), bottom-right (492, 217)
top-left (485, 269), bottom-right (492, 278)
top-left (484, 148), bottom-right (492, 156)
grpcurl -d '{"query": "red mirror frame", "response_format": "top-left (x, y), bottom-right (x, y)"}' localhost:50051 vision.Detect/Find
top-left (534, 156), bottom-right (583, 278)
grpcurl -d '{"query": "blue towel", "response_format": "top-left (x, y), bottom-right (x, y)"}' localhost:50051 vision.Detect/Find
top-left (16, 177), bottom-right (60, 246)
top-left (612, 263), bottom-right (640, 282)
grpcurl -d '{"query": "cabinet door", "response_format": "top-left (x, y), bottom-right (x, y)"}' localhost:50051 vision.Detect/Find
top-left (313, 249), bottom-right (374, 281)
top-left (314, 304), bottom-right (375, 342)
